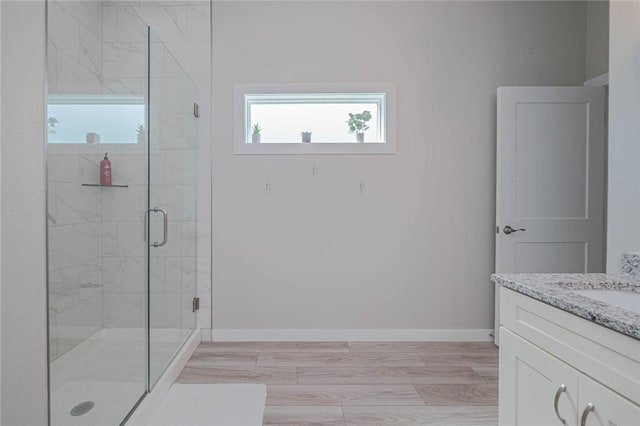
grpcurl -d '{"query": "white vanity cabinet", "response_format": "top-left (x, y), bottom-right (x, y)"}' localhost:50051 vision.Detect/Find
top-left (499, 287), bottom-right (640, 426)
top-left (577, 374), bottom-right (640, 426)
top-left (500, 329), bottom-right (579, 426)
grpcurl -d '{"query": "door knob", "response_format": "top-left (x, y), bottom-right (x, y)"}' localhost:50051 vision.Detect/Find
top-left (503, 225), bottom-right (526, 235)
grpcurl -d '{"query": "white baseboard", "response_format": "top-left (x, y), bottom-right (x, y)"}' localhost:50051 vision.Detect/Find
top-left (211, 329), bottom-right (494, 342)
top-left (125, 329), bottom-right (201, 426)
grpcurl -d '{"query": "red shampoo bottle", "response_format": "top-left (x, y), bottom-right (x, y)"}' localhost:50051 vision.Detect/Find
top-left (100, 153), bottom-right (112, 186)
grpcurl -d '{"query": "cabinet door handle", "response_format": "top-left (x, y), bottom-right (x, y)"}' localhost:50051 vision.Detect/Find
top-left (553, 384), bottom-right (568, 425)
top-left (580, 402), bottom-right (595, 426)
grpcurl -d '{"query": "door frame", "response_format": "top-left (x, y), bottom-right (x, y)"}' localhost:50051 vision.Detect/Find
top-left (584, 72), bottom-right (609, 271)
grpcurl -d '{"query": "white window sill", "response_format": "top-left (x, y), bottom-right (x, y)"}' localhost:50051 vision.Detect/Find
top-left (234, 141), bottom-right (395, 155)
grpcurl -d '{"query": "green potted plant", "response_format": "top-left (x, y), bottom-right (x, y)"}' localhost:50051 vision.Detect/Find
top-left (251, 123), bottom-right (262, 143)
top-left (48, 117), bottom-right (59, 134)
top-left (301, 131), bottom-right (312, 143)
top-left (136, 124), bottom-right (145, 144)
top-left (346, 111), bottom-right (372, 143)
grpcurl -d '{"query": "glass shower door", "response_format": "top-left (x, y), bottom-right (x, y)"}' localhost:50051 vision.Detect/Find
top-left (46, 2), bottom-right (149, 424)
top-left (147, 29), bottom-right (198, 388)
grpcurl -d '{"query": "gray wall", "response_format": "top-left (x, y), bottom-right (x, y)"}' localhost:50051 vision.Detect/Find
top-left (606, 1), bottom-right (640, 270)
top-left (210, 1), bottom-right (587, 335)
top-left (0, 1), bottom-right (3, 420)
top-left (586, 0), bottom-right (609, 79)
top-left (1, 1), bottom-right (48, 424)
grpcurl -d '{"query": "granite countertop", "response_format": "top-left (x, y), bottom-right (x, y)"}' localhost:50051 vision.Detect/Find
top-left (491, 273), bottom-right (640, 340)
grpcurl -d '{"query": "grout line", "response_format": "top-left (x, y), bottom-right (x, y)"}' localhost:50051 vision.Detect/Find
top-left (334, 404), bottom-right (435, 406)
top-left (469, 365), bottom-right (490, 384)
top-left (415, 351), bottom-right (427, 367)
top-left (413, 384), bottom-right (428, 406)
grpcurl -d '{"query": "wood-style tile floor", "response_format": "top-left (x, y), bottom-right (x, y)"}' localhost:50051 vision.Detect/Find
top-left (176, 342), bottom-right (499, 425)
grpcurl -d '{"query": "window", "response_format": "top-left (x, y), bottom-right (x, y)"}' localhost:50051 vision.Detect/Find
top-left (47, 95), bottom-right (145, 144)
top-left (234, 83), bottom-right (396, 154)
top-left (247, 93), bottom-right (384, 144)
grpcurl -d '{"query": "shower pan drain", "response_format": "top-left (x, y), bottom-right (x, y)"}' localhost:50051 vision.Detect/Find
top-left (70, 401), bottom-right (94, 417)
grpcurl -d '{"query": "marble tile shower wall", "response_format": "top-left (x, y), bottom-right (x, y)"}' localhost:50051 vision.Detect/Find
top-left (48, 0), bottom-right (105, 361)
top-left (101, 2), bottom-right (212, 335)
top-left (47, 1), bottom-right (103, 95)
top-left (47, 1), bottom-right (211, 361)
top-left (131, 1), bottom-right (212, 334)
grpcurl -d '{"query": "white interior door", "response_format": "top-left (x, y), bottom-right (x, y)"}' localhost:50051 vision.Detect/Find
top-left (494, 86), bottom-right (606, 343)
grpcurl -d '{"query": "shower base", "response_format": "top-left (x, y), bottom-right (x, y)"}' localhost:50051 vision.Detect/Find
top-left (50, 328), bottom-right (192, 426)
top-left (51, 381), bottom-right (141, 426)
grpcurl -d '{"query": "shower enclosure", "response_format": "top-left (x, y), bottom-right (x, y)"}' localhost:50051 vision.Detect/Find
top-left (46, 2), bottom-right (198, 424)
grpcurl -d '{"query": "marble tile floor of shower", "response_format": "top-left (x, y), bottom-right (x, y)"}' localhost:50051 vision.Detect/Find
top-left (50, 328), bottom-right (192, 426)
top-left (176, 341), bottom-right (499, 425)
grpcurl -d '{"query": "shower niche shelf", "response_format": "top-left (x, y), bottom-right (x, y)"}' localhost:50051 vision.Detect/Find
top-left (81, 183), bottom-right (129, 188)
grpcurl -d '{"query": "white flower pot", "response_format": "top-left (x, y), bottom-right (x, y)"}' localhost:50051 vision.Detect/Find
top-left (252, 133), bottom-right (261, 144)
top-left (356, 133), bottom-right (365, 143)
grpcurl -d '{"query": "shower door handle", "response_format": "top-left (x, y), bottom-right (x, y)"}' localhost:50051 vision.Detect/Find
top-left (149, 207), bottom-right (168, 247)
